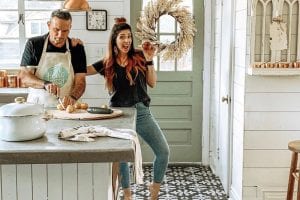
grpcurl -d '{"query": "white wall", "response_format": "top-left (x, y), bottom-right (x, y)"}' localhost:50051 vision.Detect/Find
top-left (243, 0), bottom-right (300, 199)
top-left (243, 75), bottom-right (300, 199)
top-left (69, 0), bottom-right (130, 106)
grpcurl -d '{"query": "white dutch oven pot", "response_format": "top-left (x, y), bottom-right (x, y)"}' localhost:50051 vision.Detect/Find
top-left (0, 97), bottom-right (46, 141)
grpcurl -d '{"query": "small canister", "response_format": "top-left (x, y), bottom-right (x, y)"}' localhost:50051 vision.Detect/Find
top-left (0, 70), bottom-right (7, 87)
top-left (0, 70), bottom-right (7, 77)
top-left (17, 76), bottom-right (26, 88)
top-left (7, 75), bottom-right (18, 88)
top-left (0, 77), bottom-right (5, 88)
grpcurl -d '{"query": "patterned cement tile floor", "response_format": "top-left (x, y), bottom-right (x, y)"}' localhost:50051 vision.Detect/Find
top-left (119, 164), bottom-right (228, 200)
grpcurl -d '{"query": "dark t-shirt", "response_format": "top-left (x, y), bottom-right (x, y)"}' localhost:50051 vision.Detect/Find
top-left (92, 60), bottom-right (151, 107)
top-left (20, 33), bottom-right (87, 73)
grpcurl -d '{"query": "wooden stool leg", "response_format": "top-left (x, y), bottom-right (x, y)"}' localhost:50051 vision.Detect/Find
top-left (112, 162), bottom-right (120, 200)
top-left (287, 152), bottom-right (298, 200)
top-left (298, 171), bottom-right (300, 200)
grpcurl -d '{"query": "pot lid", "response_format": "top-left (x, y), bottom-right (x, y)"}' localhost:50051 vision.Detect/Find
top-left (0, 97), bottom-right (44, 117)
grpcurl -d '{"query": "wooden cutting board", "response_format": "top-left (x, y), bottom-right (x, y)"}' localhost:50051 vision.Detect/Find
top-left (46, 109), bottom-right (123, 120)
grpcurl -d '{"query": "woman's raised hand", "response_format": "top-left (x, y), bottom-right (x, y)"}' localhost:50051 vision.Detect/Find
top-left (141, 40), bottom-right (157, 61)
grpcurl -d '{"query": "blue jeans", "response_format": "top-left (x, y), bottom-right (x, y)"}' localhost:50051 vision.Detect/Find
top-left (120, 102), bottom-right (170, 188)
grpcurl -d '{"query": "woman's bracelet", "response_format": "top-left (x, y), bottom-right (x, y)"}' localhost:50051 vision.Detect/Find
top-left (146, 60), bottom-right (154, 66)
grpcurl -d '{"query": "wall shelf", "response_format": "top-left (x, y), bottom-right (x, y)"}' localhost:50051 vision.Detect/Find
top-left (0, 88), bottom-right (28, 94)
top-left (247, 67), bottom-right (300, 76)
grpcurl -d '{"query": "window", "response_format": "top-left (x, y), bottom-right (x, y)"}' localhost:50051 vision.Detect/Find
top-left (142, 0), bottom-right (193, 71)
top-left (0, 0), bottom-right (62, 68)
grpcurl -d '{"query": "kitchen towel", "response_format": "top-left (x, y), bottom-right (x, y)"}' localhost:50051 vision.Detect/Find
top-left (59, 125), bottom-right (144, 184)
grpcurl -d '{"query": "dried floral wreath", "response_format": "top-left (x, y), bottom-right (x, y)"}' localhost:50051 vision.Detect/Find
top-left (136, 0), bottom-right (197, 61)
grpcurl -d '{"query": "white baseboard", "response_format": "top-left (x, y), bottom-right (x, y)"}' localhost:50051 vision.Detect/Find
top-left (258, 187), bottom-right (286, 200)
top-left (242, 186), bottom-right (287, 200)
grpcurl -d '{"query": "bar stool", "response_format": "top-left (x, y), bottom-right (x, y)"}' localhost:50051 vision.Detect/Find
top-left (287, 140), bottom-right (300, 200)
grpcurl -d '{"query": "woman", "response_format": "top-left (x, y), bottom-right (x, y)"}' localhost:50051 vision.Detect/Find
top-left (87, 18), bottom-right (170, 200)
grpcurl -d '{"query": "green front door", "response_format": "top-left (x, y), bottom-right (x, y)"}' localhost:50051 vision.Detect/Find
top-left (130, 0), bottom-right (204, 162)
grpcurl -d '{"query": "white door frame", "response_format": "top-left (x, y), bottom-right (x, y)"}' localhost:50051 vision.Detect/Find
top-left (202, 0), bottom-right (213, 166)
top-left (202, 0), bottom-right (235, 195)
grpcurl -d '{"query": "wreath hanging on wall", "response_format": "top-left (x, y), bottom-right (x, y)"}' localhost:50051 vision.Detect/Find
top-left (136, 0), bottom-right (197, 61)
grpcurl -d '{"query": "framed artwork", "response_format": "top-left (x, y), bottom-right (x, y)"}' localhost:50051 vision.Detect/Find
top-left (86, 9), bottom-right (107, 31)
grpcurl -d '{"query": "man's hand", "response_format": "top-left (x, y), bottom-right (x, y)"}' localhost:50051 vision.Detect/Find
top-left (44, 82), bottom-right (60, 96)
top-left (62, 95), bottom-right (76, 107)
top-left (18, 67), bottom-right (48, 89)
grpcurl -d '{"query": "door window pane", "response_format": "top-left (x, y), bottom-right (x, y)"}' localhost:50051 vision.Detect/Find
top-left (160, 59), bottom-right (175, 71)
top-left (160, 35), bottom-right (175, 47)
top-left (159, 15), bottom-right (175, 33)
top-left (178, 49), bottom-right (192, 71)
top-left (160, 34), bottom-right (175, 71)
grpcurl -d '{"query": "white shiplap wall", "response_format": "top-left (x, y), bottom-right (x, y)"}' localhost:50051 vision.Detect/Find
top-left (243, 76), bottom-right (300, 199)
top-left (243, 0), bottom-right (300, 199)
top-left (69, 0), bottom-right (130, 106)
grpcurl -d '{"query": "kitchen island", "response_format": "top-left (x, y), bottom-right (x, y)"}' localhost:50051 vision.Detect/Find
top-left (0, 107), bottom-right (136, 200)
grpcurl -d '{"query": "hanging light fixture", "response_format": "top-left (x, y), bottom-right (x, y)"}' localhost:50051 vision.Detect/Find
top-left (62, 0), bottom-right (91, 12)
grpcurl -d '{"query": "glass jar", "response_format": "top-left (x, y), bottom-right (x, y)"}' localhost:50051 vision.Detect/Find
top-left (0, 70), bottom-right (7, 87)
top-left (7, 75), bottom-right (18, 88)
top-left (0, 77), bottom-right (4, 88)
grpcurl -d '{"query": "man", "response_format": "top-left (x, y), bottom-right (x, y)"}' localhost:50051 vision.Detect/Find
top-left (18, 9), bottom-right (86, 107)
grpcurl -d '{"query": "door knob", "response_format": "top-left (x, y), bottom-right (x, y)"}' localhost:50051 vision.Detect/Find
top-left (221, 95), bottom-right (230, 103)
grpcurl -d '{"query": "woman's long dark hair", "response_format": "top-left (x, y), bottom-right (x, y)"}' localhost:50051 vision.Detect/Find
top-left (103, 17), bottom-right (146, 92)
